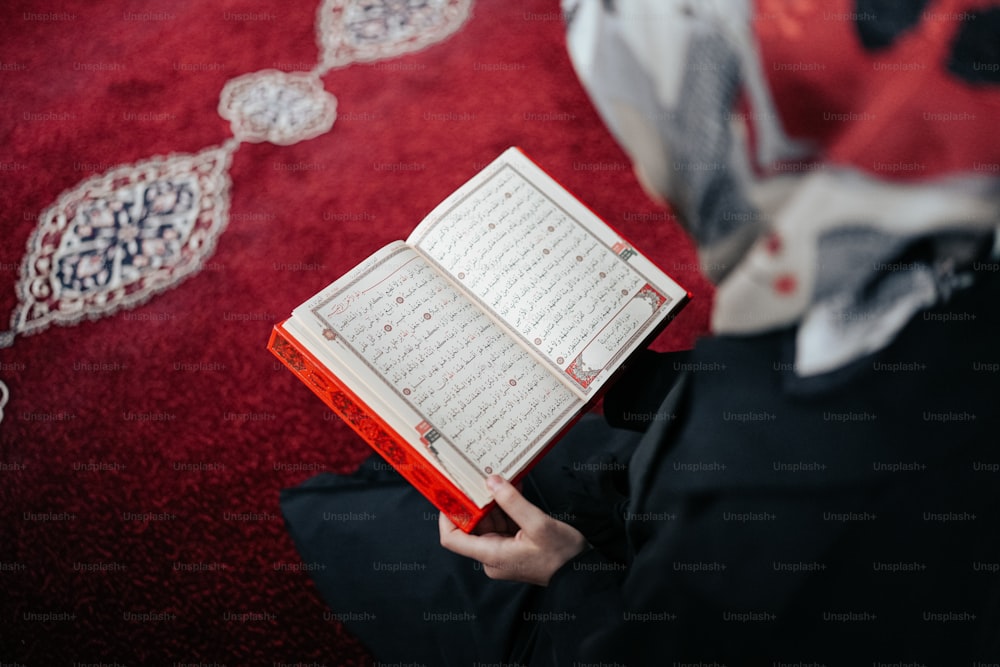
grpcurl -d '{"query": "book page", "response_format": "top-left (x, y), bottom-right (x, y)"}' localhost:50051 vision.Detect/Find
top-left (290, 242), bottom-right (581, 502)
top-left (408, 148), bottom-right (687, 395)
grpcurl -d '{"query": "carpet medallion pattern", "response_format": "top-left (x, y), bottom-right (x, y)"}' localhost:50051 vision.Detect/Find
top-left (5, 144), bottom-right (235, 348)
top-left (1, 0), bottom-right (473, 351)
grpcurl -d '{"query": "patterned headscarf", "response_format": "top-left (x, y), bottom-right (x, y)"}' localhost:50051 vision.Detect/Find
top-left (564, 0), bottom-right (999, 380)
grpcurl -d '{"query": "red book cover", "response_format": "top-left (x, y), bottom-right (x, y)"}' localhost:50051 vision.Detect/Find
top-left (269, 321), bottom-right (491, 531)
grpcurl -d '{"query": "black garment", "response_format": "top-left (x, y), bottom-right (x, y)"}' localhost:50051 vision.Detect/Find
top-left (281, 270), bottom-right (1000, 666)
top-left (280, 414), bottom-right (644, 664)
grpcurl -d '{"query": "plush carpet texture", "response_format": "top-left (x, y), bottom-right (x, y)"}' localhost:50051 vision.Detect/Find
top-left (0, 0), bottom-right (710, 664)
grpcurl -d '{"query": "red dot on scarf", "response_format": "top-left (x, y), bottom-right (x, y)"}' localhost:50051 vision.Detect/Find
top-left (774, 273), bottom-right (797, 294)
top-left (765, 232), bottom-right (783, 254)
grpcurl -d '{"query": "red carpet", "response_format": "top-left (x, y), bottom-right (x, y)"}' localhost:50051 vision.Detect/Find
top-left (0, 0), bottom-right (711, 664)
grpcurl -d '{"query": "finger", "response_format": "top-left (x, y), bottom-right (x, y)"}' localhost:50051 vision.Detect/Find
top-left (439, 510), bottom-right (460, 536)
top-left (439, 511), bottom-right (487, 558)
top-left (439, 511), bottom-right (480, 557)
top-left (486, 475), bottom-right (548, 535)
top-left (439, 513), bottom-right (511, 564)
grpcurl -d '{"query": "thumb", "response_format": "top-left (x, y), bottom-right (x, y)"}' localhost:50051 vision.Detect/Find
top-left (486, 475), bottom-right (547, 535)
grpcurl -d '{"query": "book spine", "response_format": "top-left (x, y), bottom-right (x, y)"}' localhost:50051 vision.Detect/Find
top-left (268, 322), bottom-right (488, 532)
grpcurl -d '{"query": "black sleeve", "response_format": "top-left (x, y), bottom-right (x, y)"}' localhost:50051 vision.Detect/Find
top-left (524, 472), bottom-right (1000, 666)
top-left (526, 489), bottom-right (835, 666)
top-left (602, 348), bottom-right (689, 432)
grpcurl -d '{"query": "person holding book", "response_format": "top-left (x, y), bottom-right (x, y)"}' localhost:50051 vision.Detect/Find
top-left (281, 0), bottom-right (1000, 664)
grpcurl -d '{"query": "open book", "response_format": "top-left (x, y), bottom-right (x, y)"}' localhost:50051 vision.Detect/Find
top-left (269, 147), bottom-right (688, 531)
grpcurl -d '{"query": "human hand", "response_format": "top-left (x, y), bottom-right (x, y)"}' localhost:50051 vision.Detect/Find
top-left (439, 475), bottom-right (588, 586)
